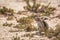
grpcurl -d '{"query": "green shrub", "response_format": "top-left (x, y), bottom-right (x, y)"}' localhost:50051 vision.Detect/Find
top-left (24, 0), bottom-right (56, 16)
top-left (8, 8), bottom-right (14, 15)
top-left (12, 34), bottom-right (20, 40)
top-left (7, 16), bottom-right (13, 20)
top-left (3, 22), bottom-right (12, 27)
top-left (25, 24), bottom-right (37, 32)
top-left (0, 6), bottom-right (14, 15)
top-left (14, 24), bottom-right (37, 32)
top-left (14, 16), bottom-right (37, 31)
top-left (52, 24), bottom-right (60, 39)
top-left (47, 28), bottom-right (54, 38)
top-left (24, 0), bottom-right (40, 13)
top-left (14, 24), bottom-right (26, 29)
top-left (17, 16), bottom-right (33, 24)
top-left (17, 11), bottom-right (22, 14)
top-left (40, 3), bottom-right (56, 16)
top-left (46, 24), bottom-right (60, 39)
top-left (55, 24), bottom-right (60, 34)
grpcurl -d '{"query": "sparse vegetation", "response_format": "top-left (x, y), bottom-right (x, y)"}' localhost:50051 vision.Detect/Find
top-left (45, 24), bottom-right (60, 40)
top-left (40, 3), bottom-right (56, 16)
top-left (0, 6), bottom-right (14, 15)
top-left (47, 28), bottom-right (54, 38)
top-left (7, 16), bottom-right (13, 20)
top-left (3, 22), bottom-right (12, 27)
top-left (0, 0), bottom-right (59, 40)
top-left (24, 0), bottom-right (56, 34)
top-left (17, 16), bottom-right (33, 24)
top-left (25, 24), bottom-right (37, 32)
top-left (14, 24), bottom-right (26, 29)
top-left (14, 16), bottom-right (37, 31)
top-left (17, 11), bottom-right (22, 14)
top-left (24, 0), bottom-right (40, 13)
top-left (24, 0), bottom-right (56, 16)
top-left (23, 1), bottom-right (56, 35)
top-left (14, 23), bottom-right (37, 32)
top-left (12, 34), bottom-right (20, 40)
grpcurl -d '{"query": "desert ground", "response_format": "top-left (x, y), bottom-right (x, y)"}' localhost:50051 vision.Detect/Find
top-left (0, 0), bottom-right (60, 40)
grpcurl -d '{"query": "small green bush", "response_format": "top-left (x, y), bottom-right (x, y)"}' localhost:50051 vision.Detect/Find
top-left (40, 3), bottom-right (56, 16)
top-left (3, 22), bottom-right (12, 27)
top-left (25, 24), bottom-right (37, 32)
top-left (14, 24), bottom-right (37, 32)
top-left (14, 24), bottom-right (26, 29)
top-left (17, 11), bottom-right (22, 14)
top-left (47, 28), bottom-right (54, 38)
top-left (24, 0), bottom-right (40, 13)
top-left (14, 16), bottom-right (36, 31)
top-left (12, 34), bottom-right (20, 40)
top-left (0, 6), bottom-right (14, 15)
top-left (24, 0), bottom-right (56, 16)
top-left (17, 16), bottom-right (33, 24)
top-left (7, 16), bottom-right (13, 20)
top-left (46, 24), bottom-right (60, 39)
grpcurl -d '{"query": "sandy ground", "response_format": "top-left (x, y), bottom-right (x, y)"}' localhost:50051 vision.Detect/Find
top-left (0, 0), bottom-right (60, 40)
